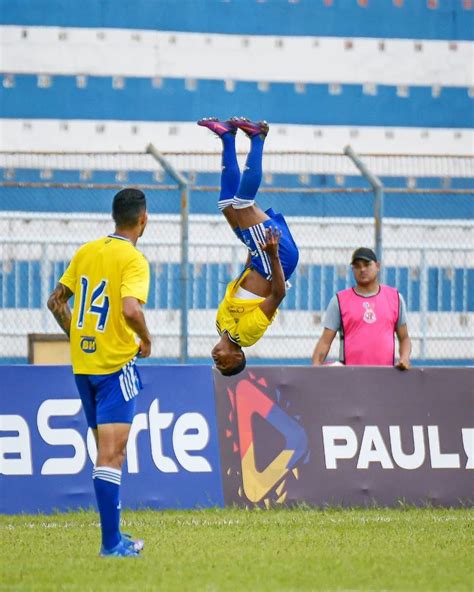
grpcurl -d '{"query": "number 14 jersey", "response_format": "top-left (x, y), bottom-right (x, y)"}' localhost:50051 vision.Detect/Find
top-left (59, 235), bottom-right (150, 375)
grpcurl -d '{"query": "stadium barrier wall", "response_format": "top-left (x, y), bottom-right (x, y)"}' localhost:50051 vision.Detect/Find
top-left (0, 365), bottom-right (224, 513)
top-left (1, 366), bottom-right (473, 514)
top-left (215, 367), bottom-right (473, 508)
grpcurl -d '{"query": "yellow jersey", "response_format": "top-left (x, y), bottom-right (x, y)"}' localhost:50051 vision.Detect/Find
top-left (59, 234), bottom-right (150, 375)
top-left (216, 269), bottom-right (276, 347)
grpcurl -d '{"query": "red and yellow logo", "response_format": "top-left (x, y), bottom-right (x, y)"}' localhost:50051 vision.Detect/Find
top-left (225, 372), bottom-right (308, 505)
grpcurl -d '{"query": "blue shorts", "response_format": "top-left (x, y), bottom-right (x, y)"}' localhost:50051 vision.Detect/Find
top-left (74, 359), bottom-right (143, 429)
top-left (239, 208), bottom-right (299, 281)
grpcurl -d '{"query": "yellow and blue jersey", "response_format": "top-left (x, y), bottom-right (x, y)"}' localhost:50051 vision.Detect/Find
top-left (215, 269), bottom-right (276, 348)
top-left (59, 234), bottom-right (149, 375)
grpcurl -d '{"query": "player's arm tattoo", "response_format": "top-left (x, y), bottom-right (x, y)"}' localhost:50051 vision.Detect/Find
top-left (47, 283), bottom-right (73, 337)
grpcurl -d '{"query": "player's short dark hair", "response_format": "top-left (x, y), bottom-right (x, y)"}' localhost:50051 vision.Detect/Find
top-left (112, 188), bottom-right (147, 228)
top-left (220, 350), bottom-right (247, 377)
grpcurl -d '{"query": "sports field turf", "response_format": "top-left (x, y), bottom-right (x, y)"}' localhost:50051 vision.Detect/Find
top-left (0, 507), bottom-right (472, 591)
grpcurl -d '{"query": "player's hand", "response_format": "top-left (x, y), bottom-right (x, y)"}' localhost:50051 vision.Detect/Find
top-left (396, 358), bottom-right (410, 371)
top-left (137, 339), bottom-right (151, 358)
top-left (258, 226), bottom-right (281, 257)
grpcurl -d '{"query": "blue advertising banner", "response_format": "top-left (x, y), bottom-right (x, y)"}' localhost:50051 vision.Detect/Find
top-left (0, 365), bottom-right (224, 514)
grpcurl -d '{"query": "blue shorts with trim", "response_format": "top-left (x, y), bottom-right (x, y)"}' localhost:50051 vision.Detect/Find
top-left (74, 359), bottom-right (143, 429)
top-left (239, 208), bottom-right (299, 281)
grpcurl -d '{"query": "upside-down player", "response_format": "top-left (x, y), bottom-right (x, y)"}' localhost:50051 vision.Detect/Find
top-left (47, 188), bottom-right (151, 557)
top-left (198, 117), bottom-right (299, 376)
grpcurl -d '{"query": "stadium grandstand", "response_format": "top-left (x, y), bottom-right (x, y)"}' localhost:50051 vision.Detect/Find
top-left (0, 0), bottom-right (473, 365)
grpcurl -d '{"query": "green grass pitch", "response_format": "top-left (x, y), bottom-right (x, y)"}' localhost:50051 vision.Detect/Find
top-left (1, 507), bottom-right (472, 591)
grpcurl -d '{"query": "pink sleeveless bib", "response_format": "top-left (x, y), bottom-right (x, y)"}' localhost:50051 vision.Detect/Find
top-left (337, 285), bottom-right (399, 366)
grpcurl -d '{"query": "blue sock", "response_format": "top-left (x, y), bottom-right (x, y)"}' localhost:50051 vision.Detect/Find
top-left (93, 466), bottom-right (122, 550)
top-left (233, 135), bottom-right (265, 209)
top-left (218, 133), bottom-right (240, 211)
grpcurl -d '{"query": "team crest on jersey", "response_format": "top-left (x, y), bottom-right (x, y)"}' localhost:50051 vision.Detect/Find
top-left (362, 302), bottom-right (377, 324)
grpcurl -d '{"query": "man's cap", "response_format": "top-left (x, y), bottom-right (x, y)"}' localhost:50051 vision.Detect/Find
top-left (351, 247), bottom-right (377, 264)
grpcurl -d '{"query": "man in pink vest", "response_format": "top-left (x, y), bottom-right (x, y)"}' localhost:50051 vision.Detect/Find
top-left (312, 247), bottom-right (411, 369)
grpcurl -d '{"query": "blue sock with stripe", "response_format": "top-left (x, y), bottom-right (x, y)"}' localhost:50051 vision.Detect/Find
top-left (93, 466), bottom-right (122, 550)
top-left (218, 133), bottom-right (240, 211)
top-left (233, 134), bottom-right (265, 209)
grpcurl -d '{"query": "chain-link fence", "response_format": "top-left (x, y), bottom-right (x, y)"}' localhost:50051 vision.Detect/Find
top-left (0, 151), bottom-right (472, 364)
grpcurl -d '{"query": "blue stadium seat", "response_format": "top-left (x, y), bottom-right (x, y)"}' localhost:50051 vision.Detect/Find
top-left (1, 259), bottom-right (473, 313)
top-left (2, 0), bottom-right (471, 40)
top-left (1, 75), bottom-right (472, 129)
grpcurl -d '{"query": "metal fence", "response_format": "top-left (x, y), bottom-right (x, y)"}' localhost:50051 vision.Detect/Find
top-left (0, 150), bottom-right (473, 364)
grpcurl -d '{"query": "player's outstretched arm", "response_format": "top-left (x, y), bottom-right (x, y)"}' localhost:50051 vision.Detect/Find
top-left (122, 297), bottom-right (152, 358)
top-left (258, 227), bottom-right (286, 321)
top-left (47, 282), bottom-right (73, 337)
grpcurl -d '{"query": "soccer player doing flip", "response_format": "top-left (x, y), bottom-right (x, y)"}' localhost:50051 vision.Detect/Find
top-left (198, 117), bottom-right (299, 376)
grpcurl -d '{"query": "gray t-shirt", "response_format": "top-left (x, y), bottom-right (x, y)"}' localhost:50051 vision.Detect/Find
top-left (323, 288), bottom-right (408, 332)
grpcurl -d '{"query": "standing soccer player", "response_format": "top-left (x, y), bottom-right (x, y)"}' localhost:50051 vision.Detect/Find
top-left (198, 117), bottom-right (299, 375)
top-left (47, 188), bottom-right (152, 557)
